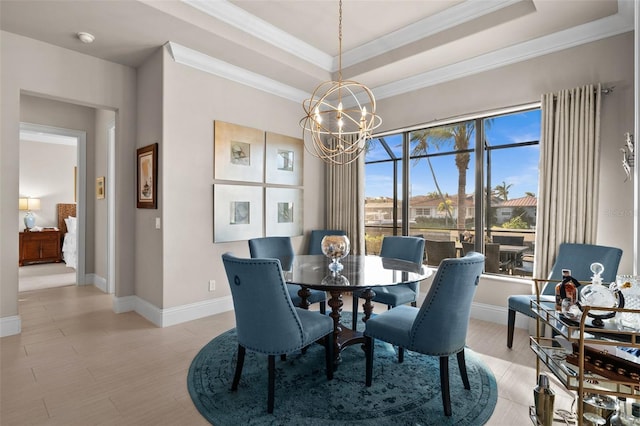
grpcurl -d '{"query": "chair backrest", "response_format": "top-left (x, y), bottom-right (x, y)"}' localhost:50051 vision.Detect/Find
top-left (484, 243), bottom-right (501, 273)
top-left (492, 235), bottom-right (524, 246)
top-left (222, 253), bottom-right (305, 354)
top-left (308, 229), bottom-right (347, 255)
top-left (541, 243), bottom-right (623, 295)
top-left (410, 252), bottom-right (485, 355)
top-left (248, 236), bottom-right (294, 270)
top-left (425, 240), bottom-right (457, 266)
top-left (380, 236), bottom-right (425, 264)
top-left (461, 242), bottom-right (475, 255)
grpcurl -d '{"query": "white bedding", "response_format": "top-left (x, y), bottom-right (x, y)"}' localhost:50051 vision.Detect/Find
top-left (62, 216), bottom-right (77, 269)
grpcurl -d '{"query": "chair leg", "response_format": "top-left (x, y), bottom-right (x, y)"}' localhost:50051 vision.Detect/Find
top-left (507, 309), bottom-right (516, 348)
top-left (439, 356), bottom-right (452, 416)
top-left (231, 345), bottom-right (245, 391)
top-left (456, 349), bottom-right (470, 390)
top-left (267, 354), bottom-right (275, 414)
top-left (365, 336), bottom-right (374, 386)
top-left (320, 301), bottom-right (326, 315)
top-left (398, 347), bottom-right (404, 363)
top-left (352, 296), bottom-right (359, 330)
top-left (325, 333), bottom-right (334, 380)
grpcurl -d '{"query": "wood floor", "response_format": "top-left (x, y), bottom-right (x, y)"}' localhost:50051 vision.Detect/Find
top-left (0, 284), bottom-right (574, 425)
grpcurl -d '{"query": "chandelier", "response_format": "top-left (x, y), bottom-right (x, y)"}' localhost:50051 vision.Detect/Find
top-left (300, 0), bottom-right (381, 165)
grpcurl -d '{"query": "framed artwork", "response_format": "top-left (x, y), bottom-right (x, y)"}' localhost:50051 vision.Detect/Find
top-left (213, 184), bottom-right (263, 242)
top-left (265, 132), bottom-right (303, 186)
top-left (265, 187), bottom-right (303, 237)
top-left (214, 121), bottom-right (265, 182)
top-left (96, 176), bottom-right (105, 199)
top-left (137, 143), bottom-right (158, 209)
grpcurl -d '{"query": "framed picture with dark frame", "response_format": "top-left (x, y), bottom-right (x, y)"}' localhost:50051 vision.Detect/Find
top-left (137, 143), bottom-right (158, 209)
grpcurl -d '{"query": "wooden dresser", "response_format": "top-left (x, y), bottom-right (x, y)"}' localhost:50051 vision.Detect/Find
top-left (19, 229), bottom-right (62, 266)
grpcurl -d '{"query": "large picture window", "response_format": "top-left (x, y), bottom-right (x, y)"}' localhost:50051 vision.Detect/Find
top-left (365, 107), bottom-right (541, 276)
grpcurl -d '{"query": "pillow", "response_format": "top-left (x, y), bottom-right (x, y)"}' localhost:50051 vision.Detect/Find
top-left (65, 216), bottom-right (77, 234)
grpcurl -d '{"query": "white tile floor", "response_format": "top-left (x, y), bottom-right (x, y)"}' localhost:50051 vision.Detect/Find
top-left (1, 283), bottom-right (573, 425)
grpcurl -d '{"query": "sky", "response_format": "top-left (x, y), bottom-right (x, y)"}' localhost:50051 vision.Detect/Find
top-left (364, 109), bottom-right (541, 200)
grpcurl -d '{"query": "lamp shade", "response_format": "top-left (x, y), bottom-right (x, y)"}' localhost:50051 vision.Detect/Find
top-left (20, 197), bottom-right (41, 210)
top-left (27, 198), bottom-right (41, 210)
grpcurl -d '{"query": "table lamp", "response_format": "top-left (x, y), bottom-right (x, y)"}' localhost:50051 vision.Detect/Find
top-left (19, 197), bottom-right (41, 230)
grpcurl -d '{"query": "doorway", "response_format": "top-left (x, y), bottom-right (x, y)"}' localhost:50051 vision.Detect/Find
top-left (19, 122), bottom-right (86, 288)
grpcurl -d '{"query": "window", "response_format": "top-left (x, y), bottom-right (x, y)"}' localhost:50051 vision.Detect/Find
top-left (364, 107), bottom-right (540, 276)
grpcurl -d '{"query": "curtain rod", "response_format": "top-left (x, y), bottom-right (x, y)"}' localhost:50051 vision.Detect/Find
top-left (552, 86), bottom-right (614, 99)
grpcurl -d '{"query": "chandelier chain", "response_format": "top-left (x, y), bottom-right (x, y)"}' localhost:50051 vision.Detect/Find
top-left (338, 0), bottom-right (342, 82)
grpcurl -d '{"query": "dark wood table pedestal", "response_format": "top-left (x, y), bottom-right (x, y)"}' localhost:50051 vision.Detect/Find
top-left (289, 255), bottom-right (431, 370)
top-left (299, 286), bottom-right (376, 368)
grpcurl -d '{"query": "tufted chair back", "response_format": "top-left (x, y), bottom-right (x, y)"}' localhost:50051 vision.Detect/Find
top-left (222, 253), bottom-right (306, 354)
top-left (249, 236), bottom-right (295, 270)
top-left (410, 252), bottom-right (485, 355)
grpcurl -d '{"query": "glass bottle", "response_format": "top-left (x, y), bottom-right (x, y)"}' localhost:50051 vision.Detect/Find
top-left (610, 397), bottom-right (629, 426)
top-left (632, 402), bottom-right (640, 425)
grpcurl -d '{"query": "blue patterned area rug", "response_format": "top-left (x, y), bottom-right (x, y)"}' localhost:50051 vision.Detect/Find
top-left (188, 318), bottom-right (497, 425)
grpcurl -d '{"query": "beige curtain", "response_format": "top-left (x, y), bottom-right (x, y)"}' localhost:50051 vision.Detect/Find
top-left (534, 84), bottom-right (601, 278)
top-left (325, 139), bottom-right (366, 255)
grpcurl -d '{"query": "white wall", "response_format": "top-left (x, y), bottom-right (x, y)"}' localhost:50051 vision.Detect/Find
top-left (160, 46), bottom-right (325, 311)
top-left (1, 31), bottom-right (137, 335)
top-left (19, 140), bottom-right (76, 230)
top-left (94, 109), bottom-right (115, 281)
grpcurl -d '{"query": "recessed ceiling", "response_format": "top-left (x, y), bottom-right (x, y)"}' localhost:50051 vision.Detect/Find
top-left (0, 0), bottom-right (632, 100)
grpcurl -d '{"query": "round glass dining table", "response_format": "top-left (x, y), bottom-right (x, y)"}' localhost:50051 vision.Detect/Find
top-left (283, 255), bottom-right (433, 367)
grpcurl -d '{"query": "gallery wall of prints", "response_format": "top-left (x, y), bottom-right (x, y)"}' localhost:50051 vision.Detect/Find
top-left (213, 121), bottom-right (303, 243)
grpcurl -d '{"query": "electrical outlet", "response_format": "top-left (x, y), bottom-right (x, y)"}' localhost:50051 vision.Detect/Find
top-left (208, 280), bottom-right (215, 292)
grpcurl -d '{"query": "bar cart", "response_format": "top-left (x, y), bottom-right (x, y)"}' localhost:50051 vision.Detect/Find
top-left (529, 279), bottom-right (639, 425)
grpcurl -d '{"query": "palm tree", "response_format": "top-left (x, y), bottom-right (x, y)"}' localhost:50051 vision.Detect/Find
top-left (437, 199), bottom-right (454, 227)
top-left (411, 123), bottom-right (475, 231)
top-left (410, 130), bottom-right (453, 224)
top-left (494, 181), bottom-right (513, 201)
top-left (525, 191), bottom-right (536, 197)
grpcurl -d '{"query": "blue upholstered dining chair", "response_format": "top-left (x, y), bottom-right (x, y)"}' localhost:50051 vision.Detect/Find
top-left (364, 252), bottom-right (485, 417)
top-left (307, 229), bottom-right (346, 255)
top-left (221, 253), bottom-right (334, 414)
top-left (352, 236), bottom-right (425, 329)
top-left (248, 237), bottom-right (327, 314)
top-left (506, 242), bottom-right (623, 348)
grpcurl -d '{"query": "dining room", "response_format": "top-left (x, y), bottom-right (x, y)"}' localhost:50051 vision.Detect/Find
top-left (1, 1), bottom-right (638, 425)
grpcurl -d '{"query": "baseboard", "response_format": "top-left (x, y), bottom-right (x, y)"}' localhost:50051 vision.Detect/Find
top-left (470, 301), bottom-right (530, 329)
top-left (87, 273), bottom-right (107, 293)
top-left (111, 295), bottom-right (234, 327)
top-left (0, 315), bottom-right (22, 337)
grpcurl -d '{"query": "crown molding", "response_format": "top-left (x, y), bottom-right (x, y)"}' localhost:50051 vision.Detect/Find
top-left (341, 0), bottom-right (523, 69)
top-left (181, 0), bottom-right (333, 71)
top-left (166, 41), bottom-right (310, 103)
top-left (182, 0), bottom-right (524, 73)
top-left (169, 1), bottom-right (633, 104)
top-left (374, 0), bottom-right (634, 100)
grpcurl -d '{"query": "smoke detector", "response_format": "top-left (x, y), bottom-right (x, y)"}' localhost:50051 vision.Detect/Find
top-left (77, 32), bottom-right (95, 44)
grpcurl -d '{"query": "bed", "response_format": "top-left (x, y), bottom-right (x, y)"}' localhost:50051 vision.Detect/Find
top-left (57, 203), bottom-right (77, 269)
